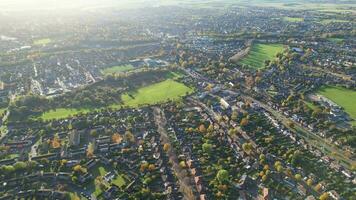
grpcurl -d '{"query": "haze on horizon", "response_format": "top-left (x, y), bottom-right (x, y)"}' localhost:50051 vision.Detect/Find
top-left (0, 0), bottom-right (163, 12)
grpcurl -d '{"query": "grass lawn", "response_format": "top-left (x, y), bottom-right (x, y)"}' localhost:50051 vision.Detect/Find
top-left (0, 108), bottom-right (6, 116)
top-left (101, 65), bottom-right (135, 75)
top-left (283, 17), bottom-right (304, 22)
top-left (39, 108), bottom-right (94, 121)
top-left (4, 154), bottom-right (19, 159)
top-left (89, 165), bottom-right (127, 196)
top-left (327, 37), bottom-right (344, 43)
top-left (239, 43), bottom-right (284, 69)
top-left (97, 166), bottom-right (126, 187)
top-left (118, 79), bottom-right (194, 108)
top-left (33, 38), bottom-right (52, 45)
top-left (317, 86), bottom-right (356, 122)
top-left (304, 101), bottom-right (318, 111)
top-left (37, 78), bottom-right (192, 120)
top-left (320, 19), bottom-right (349, 24)
top-left (69, 192), bottom-right (85, 200)
top-left (90, 165), bottom-right (108, 197)
top-left (112, 174), bottom-right (126, 187)
top-left (98, 166), bottom-right (107, 176)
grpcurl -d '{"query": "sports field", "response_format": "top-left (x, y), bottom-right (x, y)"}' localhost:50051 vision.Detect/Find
top-left (239, 43), bottom-right (284, 69)
top-left (119, 79), bottom-right (194, 108)
top-left (39, 108), bottom-right (93, 121)
top-left (101, 65), bottom-right (135, 75)
top-left (39, 79), bottom-right (193, 120)
top-left (317, 86), bottom-right (356, 122)
top-left (33, 38), bottom-right (52, 45)
top-left (283, 17), bottom-right (304, 22)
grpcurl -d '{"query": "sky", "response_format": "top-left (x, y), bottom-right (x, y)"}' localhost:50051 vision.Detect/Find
top-left (0, 0), bottom-right (155, 11)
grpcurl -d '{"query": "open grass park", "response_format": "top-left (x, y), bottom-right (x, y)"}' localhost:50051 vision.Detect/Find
top-left (283, 17), bottom-right (304, 22)
top-left (119, 79), bottom-right (194, 108)
top-left (39, 108), bottom-right (94, 121)
top-left (101, 65), bottom-right (135, 75)
top-left (38, 79), bottom-right (193, 120)
top-left (239, 43), bottom-right (284, 69)
top-left (33, 38), bottom-right (52, 46)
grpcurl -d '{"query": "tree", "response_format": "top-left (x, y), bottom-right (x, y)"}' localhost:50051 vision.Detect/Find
top-left (319, 192), bottom-right (329, 200)
top-left (86, 142), bottom-right (94, 158)
top-left (125, 131), bottom-right (135, 143)
top-left (295, 174), bottom-right (302, 181)
top-left (0, 165), bottom-right (15, 175)
top-left (51, 134), bottom-right (61, 149)
top-left (13, 161), bottom-right (26, 171)
top-left (276, 165), bottom-right (283, 172)
top-left (231, 111), bottom-right (238, 121)
top-left (242, 142), bottom-right (252, 154)
top-left (163, 143), bottom-right (170, 152)
top-left (262, 175), bottom-right (267, 182)
top-left (207, 124), bottom-right (214, 132)
top-left (179, 161), bottom-right (187, 168)
top-left (307, 178), bottom-right (313, 186)
top-left (274, 161), bottom-right (282, 168)
top-left (314, 183), bottom-right (322, 192)
top-left (259, 154), bottom-right (266, 160)
top-left (140, 162), bottom-right (149, 172)
top-left (143, 177), bottom-right (153, 185)
top-left (202, 143), bottom-right (213, 154)
top-left (112, 133), bottom-right (122, 144)
top-left (148, 164), bottom-right (155, 171)
top-left (263, 165), bottom-right (269, 171)
top-left (287, 121), bottom-right (295, 128)
top-left (73, 165), bottom-right (87, 174)
top-left (312, 108), bottom-right (322, 118)
top-left (228, 128), bottom-right (237, 136)
top-left (199, 124), bottom-right (206, 133)
top-left (216, 169), bottom-right (229, 182)
top-left (90, 129), bottom-right (98, 137)
top-left (240, 118), bottom-right (249, 127)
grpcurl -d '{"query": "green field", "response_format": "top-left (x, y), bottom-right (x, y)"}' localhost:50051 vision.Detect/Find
top-left (317, 86), bottom-right (356, 124)
top-left (239, 43), bottom-right (284, 69)
top-left (38, 79), bottom-right (192, 120)
top-left (320, 19), bottom-right (350, 24)
top-left (101, 65), bottom-right (135, 75)
top-left (327, 37), bottom-right (344, 43)
top-left (33, 38), bottom-right (52, 45)
top-left (119, 79), bottom-right (194, 108)
top-left (283, 17), bottom-right (304, 22)
top-left (39, 108), bottom-right (94, 121)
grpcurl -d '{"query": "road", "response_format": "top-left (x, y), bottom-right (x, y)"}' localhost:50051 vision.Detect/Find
top-left (153, 107), bottom-right (196, 200)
